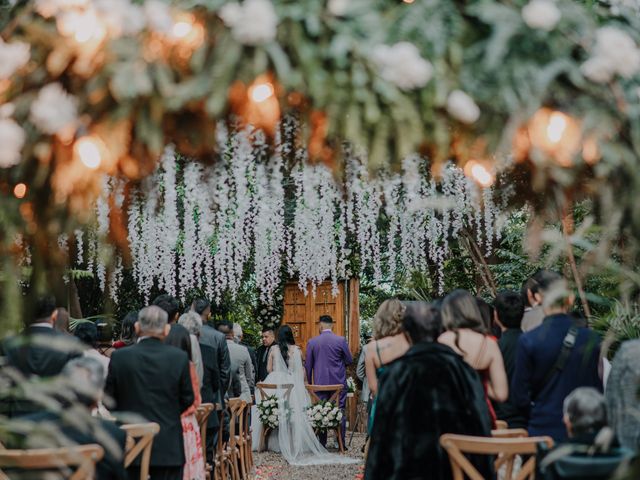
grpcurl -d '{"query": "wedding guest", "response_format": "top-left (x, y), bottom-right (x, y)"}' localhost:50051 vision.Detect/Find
top-left (9, 357), bottom-right (127, 480)
top-left (439, 289), bottom-right (508, 427)
top-left (3, 296), bottom-right (82, 379)
top-left (511, 272), bottom-right (602, 442)
top-left (153, 294), bottom-right (181, 324)
top-left (219, 321), bottom-right (254, 403)
top-left (492, 290), bottom-right (527, 428)
top-left (195, 298), bottom-right (231, 403)
top-left (112, 311), bottom-right (137, 349)
top-left (54, 307), bottom-right (71, 334)
top-left (606, 339), bottom-right (640, 450)
top-left (179, 311), bottom-right (221, 464)
top-left (256, 327), bottom-right (275, 383)
top-left (105, 306), bottom-right (194, 480)
top-left (74, 321), bottom-right (110, 379)
top-left (165, 322), bottom-right (206, 480)
top-left (365, 302), bottom-right (493, 480)
top-left (475, 297), bottom-right (496, 336)
top-left (306, 315), bottom-right (353, 447)
top-left (521, 272), bottom-right (545, 332)
top-left (233, 323), bottom-right (257, 393)
top-left (538, 387), bottom-right (633, 480)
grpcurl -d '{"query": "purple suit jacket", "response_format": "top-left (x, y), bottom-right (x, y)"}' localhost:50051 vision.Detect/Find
top-left (305, 330), bottom-right (353, 386)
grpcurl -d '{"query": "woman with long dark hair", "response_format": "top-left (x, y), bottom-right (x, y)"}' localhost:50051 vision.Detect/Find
top-left (252, 323), bottom-right (357, 466)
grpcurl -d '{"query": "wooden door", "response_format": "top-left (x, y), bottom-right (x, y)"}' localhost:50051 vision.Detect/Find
top-left (282, 281), bottom-right (345, 354)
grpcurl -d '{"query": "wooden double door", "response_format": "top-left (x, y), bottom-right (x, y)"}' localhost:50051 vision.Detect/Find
top-left (282, 281), bottom-right (346, 355)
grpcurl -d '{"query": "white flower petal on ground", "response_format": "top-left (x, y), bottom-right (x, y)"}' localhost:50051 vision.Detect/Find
top-left (371, 42), bottom-right (433, 91)
top-left (0, 118), bottom-right (25, 168)
top-left (522, 0), bottom-right (561, 31)
top-left (0, 38), bottom-right (30, 80)
top-left (218, 0), bottom-right (278, 45)
top-left (446, 90), bottom-right (481, 124)
top-left (30, 83), bottom-right (79, 136)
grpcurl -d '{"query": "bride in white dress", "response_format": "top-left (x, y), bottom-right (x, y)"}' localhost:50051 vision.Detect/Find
top-left (251, 325), bottom-right (357, 466)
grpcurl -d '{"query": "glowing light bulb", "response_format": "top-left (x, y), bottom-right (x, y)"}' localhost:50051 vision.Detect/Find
top-left (13, 183), bottom-right (27, 199)
top-left (58, 9), bottom-right (105, 44)
top-left (250, 83), bottom-right (274, 103)
top-left (74, 136), bottom-right (103, 169)
top-left (546, 112), bottom-right (567, 144)
top-left (464, 160), bottom-right (495, 188)
top-left (172, 21), bottom-right (192, 38)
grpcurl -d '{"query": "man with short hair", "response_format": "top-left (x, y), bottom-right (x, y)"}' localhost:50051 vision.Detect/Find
top-left (521, 271), bottom-right (546, 332)
top-left (256, 327), bottom-right (275, 383)
top-left (218, 321), bottom-right (254, 403)
top-left (511, 272), bottom-right (602, 441)
top-left (305, 315), bottom-right (353, 447)
top-left (493, 290), bottom-right (527, 429)
top-left (106, 306), bottom-right (194, 480)
top-left (14, 357), bottom-right (128, 480)
top-left (233, 323), bottom-right (257, 392)
top-left (152, 294), bottom-right (181, 324)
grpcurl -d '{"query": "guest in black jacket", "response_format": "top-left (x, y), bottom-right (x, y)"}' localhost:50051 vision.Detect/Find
top-left (105, 305), bottom-right (194, 480)
top-left (11, 357), bottom-right (127, 480)
top-left (365, 302), bottom-right (493, 480)
top-left (493, 290), bottom-right (527, 428)
top-left (255, 327), bottom-right (275, 383)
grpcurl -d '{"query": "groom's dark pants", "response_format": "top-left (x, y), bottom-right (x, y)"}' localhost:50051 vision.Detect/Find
top-left (317, 388), bottom-right (347, 447)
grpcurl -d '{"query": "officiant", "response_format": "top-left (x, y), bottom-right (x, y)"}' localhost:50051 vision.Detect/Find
top-left (256, 327), bottom-right (276, 383)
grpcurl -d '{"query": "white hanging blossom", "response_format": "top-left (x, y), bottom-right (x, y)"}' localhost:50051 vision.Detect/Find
top-left (0, 38), bottom-right (30, 80)
top-left (218, 0), bottom-right (278, 45)
top-left (30, 83), bottom-right (78, 136)
top-left (179, 161), bottom-right (204, 298)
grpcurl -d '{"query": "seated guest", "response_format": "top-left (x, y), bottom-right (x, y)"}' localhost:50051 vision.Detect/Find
top-left (180, 311), bottom-right (221, 463)
top-left (493, 290), bottom-right (528, 428)
top-left (511, 272), bottom-right (602, 442)
top-left (606, 339), bottom-right (640, 450)
top-left (112, 311), bottom-right (137, 349)
top-left (438, 289), bottom-right (508, 427)
top-left (2, 296), bottom-right (82, 378)
top-left (538, 387), bottom-right (634, 480)
top-left (105, 306), bottom-right (194, 480)
top-left (365, 302), bottom-right (493, 480)
top-left (7, 357), bottom-right (127, 480)
top-left (74, 321), bottom-right (110, 379)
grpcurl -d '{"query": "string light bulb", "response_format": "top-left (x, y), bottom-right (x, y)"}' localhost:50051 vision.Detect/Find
top-left (464, 160), bottom-right (495, 188)
top-left (249, 83), bottom-right (275, 103)
top-left (172, 19), bottom-right (193, 39)
top-left (528, 108), bottom-right (581, 167)
top-left (74, 136), bottom-right (104, 170)
top-left (13, 183), bottom-right (27, 199)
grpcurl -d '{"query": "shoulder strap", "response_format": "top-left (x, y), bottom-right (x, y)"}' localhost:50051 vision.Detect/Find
top-left (472, 335), bottom-right (489, 369)
top-left (539, 325), bottom-right (579, 392)
top-left (375, 341), bottom-right (383, 366)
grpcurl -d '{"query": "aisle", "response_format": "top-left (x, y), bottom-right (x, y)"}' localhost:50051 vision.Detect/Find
top-left (254, 432), bottom-right (366, 480)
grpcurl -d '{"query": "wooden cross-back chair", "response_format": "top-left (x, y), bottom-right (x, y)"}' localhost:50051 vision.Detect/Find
top-left (255, 382), bottom-right (294, 453)
top-left (195, 403), bottom-right (215, 480)
top-left (0, 444), bottom-right (104, 480)
top-left (495, 420), bottom-right (509, 430)
top-left (440, 433), bottom-right (554, 480)
top-left (492, 428), bottom-right (529, 439)
top-left (241, 399), bottom-right (254, 476)
top-left (305, 384), bottom-right (345, 453)
top-left (219, 398), bottom-right (247, 480)
top-left (120, 422), bottom-right (160, 480)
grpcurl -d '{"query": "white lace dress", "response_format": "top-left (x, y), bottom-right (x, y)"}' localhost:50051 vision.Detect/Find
top-left (251, 344), bottom-right (358, 466)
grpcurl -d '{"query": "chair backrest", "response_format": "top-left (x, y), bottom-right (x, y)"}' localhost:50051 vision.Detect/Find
top-left (305, 384), bottom-right (343, 404)
top-left (256, 383), bottom-right (294, 404)
top-left (492, 428), bottom-right (529, 439)
top-left (440, 433), bottom-right (554, 480)
top-left (196, 403), bottom-right (215, 461)
top-left (495, 420), bottom-right (509, 430)
top-left (0, 444), bottom-right (104, 480)
top-left (227, 398), bottom-right (247, 448)
top-left (120, 422), bottom-right (160, 479)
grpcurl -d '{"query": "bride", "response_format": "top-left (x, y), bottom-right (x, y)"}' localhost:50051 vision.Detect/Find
top-left (251, 325), bottom-right (357, 466)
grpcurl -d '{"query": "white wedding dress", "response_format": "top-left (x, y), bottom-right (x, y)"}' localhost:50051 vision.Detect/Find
top-left (251, 344), bottom-right (358, 466)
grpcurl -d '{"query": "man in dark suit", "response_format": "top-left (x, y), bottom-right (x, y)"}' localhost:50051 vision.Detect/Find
top-left (512, 272), bottom-right (602, 442)
top-left (493, 290), bottom-right (527, 429)
top-left (194, 299), bottom-right (231, 401)
top-left (255, 327), bottom-right (275, 383)
top-left (105, 306), bottom-right (194, 480)
top-left (2, 296), bottom-right (82, 378)
top-left (14, 357), bottom-right (128, 480)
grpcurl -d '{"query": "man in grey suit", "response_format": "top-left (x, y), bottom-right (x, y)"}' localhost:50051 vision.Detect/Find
top-left (193, 299), bottom-right (231, 402)
top-left (218, 321), bottom-right (254, 403)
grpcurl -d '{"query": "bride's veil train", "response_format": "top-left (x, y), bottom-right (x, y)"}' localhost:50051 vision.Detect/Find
top-left (252, 344), bottom-right (358, 466)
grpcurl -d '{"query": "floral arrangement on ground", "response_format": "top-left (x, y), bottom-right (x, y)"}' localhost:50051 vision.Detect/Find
top-left (258, 394), bottom-right (291, 429)
top-left (306, 400), bottom-right (343, 432)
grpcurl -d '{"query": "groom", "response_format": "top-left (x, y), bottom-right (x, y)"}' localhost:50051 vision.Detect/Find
top-left (305, 315), bottom-right (353, 447)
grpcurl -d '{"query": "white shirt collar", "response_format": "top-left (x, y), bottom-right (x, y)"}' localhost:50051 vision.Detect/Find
top-left (31, 322), bottom-right (53, 329)
top-left (321, 329), bottom-right (332, 332)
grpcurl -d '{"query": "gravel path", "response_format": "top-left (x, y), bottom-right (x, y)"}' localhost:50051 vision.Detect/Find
top-left (254, 432), bottom-right (366, 480)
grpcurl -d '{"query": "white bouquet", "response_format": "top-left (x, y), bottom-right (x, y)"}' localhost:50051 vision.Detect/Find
top-left (306, 400), bottom-right (343, 432)
top-left (257, 395), bottom-right (291, 429)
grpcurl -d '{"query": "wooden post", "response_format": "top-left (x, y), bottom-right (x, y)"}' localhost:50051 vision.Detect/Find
top-left (348, 278), bottom-right (360, 354)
